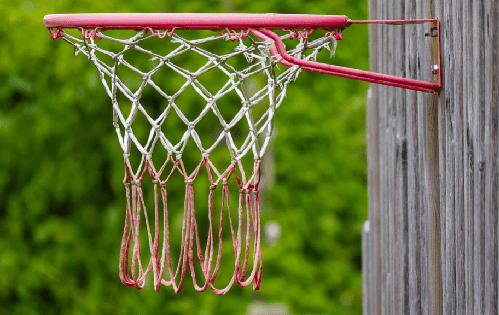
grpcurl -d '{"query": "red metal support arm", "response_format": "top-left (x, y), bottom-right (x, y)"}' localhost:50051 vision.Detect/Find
top-left (256, 19), bottom-right (441, 94)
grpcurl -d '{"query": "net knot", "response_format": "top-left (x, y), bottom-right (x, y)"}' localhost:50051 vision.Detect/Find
top-left (124, 179), bottom-right (139, 187)
top-left (115, 54), bottom-right (124, 63)
top-left (240, 184), bottom-right (256, 194)
top-left (185, 179), bottom-right (194, 186)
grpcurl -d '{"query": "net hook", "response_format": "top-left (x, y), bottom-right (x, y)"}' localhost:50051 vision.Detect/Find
top-left (220, 28), bottom-right (251, 42)
top-left (78, 27), bottom-right (103, 40)
top-left (49, 27), bottom-right (64, 40)
top-left (144, 27), bottom-right (177, 38)
top-left (282, 28), bottom-right (314, 40)
top-left (325, 30), bottom-right (343, 40)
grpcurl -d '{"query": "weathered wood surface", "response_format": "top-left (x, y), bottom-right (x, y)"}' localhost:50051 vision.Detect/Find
top-left (363, 0), bottom-right (499, 314)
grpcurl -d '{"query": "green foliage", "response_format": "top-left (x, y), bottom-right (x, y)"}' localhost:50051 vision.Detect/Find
top-left (0, 0), bottom-right (368, 314)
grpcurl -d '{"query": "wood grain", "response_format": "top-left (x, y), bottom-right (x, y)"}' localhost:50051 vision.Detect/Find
top-left (484, 1), bottom-right (498, 314)
top-left (362, 0), bottom-right (499, 313)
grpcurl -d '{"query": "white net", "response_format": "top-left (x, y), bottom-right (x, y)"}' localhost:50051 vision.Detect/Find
top-left (57, 27), bottom-right (336, 294)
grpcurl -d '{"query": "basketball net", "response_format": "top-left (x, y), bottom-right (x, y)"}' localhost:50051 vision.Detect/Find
top-left (55, 27), bottom-right (337, 294)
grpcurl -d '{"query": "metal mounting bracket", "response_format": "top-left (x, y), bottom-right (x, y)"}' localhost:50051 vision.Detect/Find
top-left (254, 19), bottom-right (441, 94)
top-left (349, 19), bottom-right (441, 94)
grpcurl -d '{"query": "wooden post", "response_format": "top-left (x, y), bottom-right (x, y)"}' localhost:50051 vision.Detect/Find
top-left (363, 0), bottom-right (499, 314)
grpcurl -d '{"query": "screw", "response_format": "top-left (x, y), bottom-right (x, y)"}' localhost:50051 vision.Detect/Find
top-left (425, 27), bottom-right (438, 37)
top-left (432, 65), bottom-right (439, 74)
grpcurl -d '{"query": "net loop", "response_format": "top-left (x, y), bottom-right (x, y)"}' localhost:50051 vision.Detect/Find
top-left (123, 155), bottom-right (263, 294)
top-left (282, 27), bottom-right (314, 40)
top-left (78, 27), bottom-right (103, 40)
top-left (325, 30), bottom-right (344, 40)
top-left (220, 28), bottom-right (251, 42)
top-left (144, 27), bottom-right (177, 38)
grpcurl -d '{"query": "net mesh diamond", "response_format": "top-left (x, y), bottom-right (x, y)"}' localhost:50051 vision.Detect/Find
top-left (58, 28), bottom-right (335, 294)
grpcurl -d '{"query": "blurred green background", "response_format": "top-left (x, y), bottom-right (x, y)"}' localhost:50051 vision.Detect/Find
top-left (0, 0), bottom-right (368, 314)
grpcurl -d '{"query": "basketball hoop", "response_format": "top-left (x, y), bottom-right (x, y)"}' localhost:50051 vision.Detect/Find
top-left (43, 13), bottom-right (441, 294)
